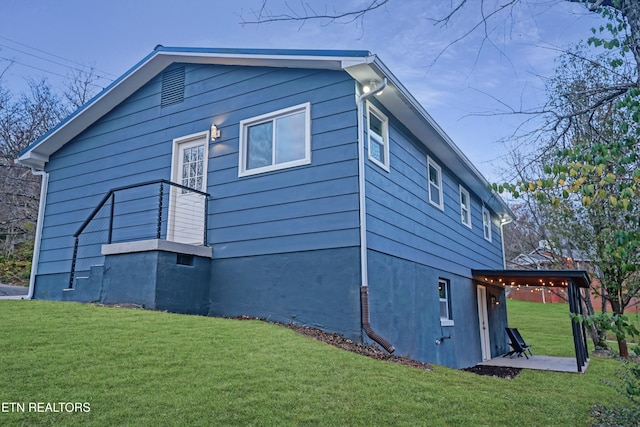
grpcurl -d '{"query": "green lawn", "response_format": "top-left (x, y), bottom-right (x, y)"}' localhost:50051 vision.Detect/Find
top-left (0, 299), bottom-right (624, 426)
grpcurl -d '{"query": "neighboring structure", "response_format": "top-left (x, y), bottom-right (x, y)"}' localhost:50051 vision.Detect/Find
top-left (18, 47), bottom-right (515, 369)
top-left (509, 241), bottom-right (640, 313)
top-left (507, 241), bottom-right (577, 304)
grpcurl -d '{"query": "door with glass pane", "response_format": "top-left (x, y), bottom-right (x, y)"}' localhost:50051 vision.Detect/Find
top-left (168, 132), bottom-right (208, 244)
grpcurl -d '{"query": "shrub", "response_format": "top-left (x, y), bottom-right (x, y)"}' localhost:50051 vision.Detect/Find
top-left (591, 347), bottom-right (640, 427)
top-left (0, 241), bottom-right (33, 286)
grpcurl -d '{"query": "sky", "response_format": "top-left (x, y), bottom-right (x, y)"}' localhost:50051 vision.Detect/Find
top-left (0, 0), bottom-right (606, 182)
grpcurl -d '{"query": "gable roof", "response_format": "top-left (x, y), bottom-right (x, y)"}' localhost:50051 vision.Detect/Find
top-left (17, 46), bottom-right (512, 219)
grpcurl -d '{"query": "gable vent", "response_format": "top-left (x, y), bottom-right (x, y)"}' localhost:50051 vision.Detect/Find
top-left (161, 66), bottom-right (185, 107)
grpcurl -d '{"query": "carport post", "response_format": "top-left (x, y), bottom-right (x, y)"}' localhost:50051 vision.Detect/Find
top-left (568, 280), bottom-right (588, 373)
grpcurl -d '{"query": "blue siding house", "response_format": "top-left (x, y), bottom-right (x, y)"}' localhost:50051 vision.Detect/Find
top-left (18, 47), bottom-right (513, 369)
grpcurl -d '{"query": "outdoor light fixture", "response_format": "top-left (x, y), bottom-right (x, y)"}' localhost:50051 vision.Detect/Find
top-left (362, 80), bottom-right (384, 96)
top-left (210, 124), bottom-right (221, 142)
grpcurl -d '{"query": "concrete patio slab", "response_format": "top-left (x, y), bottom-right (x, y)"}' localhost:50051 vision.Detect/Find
top-left (479, 355), bottom-right (588, 374)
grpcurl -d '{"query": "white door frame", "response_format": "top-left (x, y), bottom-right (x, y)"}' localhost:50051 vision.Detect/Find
top-left (477, 285), bottom-right (491, 361)
top-left (168, 130), bottom-right (209, 244)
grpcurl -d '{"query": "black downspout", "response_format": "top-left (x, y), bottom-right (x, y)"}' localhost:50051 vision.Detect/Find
top-left (361, 286), bottom-right (395, 353)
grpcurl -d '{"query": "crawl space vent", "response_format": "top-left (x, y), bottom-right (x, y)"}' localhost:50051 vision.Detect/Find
top-left (161, 66), bottom-right (185, 107)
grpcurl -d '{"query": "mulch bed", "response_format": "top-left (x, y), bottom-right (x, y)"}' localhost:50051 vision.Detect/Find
top-left (284, 323), bottom-right (434, 371)
top-left (234, 316), bottom-right (432, 370)
top-left (235, 316), bottom-right (528, 377)
top-left (461, 364), bottom-right (522, 379)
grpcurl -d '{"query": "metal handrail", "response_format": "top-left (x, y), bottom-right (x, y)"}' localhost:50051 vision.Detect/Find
top-left (68, 179), bottom-right (211, 289)
top-left (73, 179), bottom-right (209, 238)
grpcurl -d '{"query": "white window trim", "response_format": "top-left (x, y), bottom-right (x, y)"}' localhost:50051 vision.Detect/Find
top-left (366, 102), bottom-right (390, 172)
top-left (168, 130), bottom-right (210, 244)
top-left (482, 206), bottom-right (493, 242)
top-left (238, 102), bottom-right (311, 177)
top-left (170, 130), bottom-right (210, 190)
top-left (459, 185), bottom-right (472, 229)
top-left (427, 156), bottom-right (444, 211)
top-left (439, 278), bottom-right (454, 327)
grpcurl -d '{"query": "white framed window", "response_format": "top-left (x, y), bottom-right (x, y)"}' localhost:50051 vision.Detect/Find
top-left (482, 206), bottom-right (492, 242)
top-left (367, 103), bottom-right (390, 171)
top-left (427, 156), bottom-right (444, 210)
top-left (238, 102), bottom-right (311, 177)
top-left (459, 185), bottom-right (471, 228)
top-left (439, 278), bottom-right (454, 326)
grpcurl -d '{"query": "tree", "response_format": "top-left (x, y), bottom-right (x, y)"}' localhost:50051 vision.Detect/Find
top-left (498, 37), bottom-right (640, 357)
top-left (0, 71), bottom-right (98, 255)
top-left (0, 79), bottom-right (64, 253)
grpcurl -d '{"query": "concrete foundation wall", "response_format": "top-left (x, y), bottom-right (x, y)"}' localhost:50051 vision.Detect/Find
top-left (209, 247), bottom-right (362, 341)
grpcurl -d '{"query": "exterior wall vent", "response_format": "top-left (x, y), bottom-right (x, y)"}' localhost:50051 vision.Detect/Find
top-left (161, 66), bottom-right (185, 108)
top-left (176, 253), bottom-right (194, 266)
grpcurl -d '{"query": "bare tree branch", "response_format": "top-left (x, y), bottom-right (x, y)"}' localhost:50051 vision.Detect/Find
top-left (240, 0), bottom-right (391, 25)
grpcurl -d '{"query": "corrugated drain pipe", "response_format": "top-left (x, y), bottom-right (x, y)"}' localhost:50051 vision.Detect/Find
top-left (357, 77), bottom-right (394, 354)
top-left (361, 286), bottom-right (395, 353)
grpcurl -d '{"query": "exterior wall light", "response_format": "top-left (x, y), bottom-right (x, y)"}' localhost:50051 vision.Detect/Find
top-left (210, 124), bottom-right (221, 142)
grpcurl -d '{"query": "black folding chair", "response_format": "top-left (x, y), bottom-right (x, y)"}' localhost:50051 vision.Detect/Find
top-left (504, 327), bottom-right (533, 359)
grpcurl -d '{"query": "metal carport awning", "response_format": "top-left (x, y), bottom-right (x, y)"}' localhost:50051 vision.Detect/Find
top-left (472, 269), bottom-right (591, 373)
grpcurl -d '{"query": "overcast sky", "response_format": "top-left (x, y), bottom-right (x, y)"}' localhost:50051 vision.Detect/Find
top-left (0, 0), bottom-right (605, 181)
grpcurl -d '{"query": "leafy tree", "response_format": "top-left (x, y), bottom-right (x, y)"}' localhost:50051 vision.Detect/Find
top-left (498, 36), bottom-right (640, 357)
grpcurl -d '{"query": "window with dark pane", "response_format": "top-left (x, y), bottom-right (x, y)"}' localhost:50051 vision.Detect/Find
top-left (428, 163), bottom-right (441, 206)
top-left (242, 104), bottom-right (309, 175)
top-left (368, 109), bottom-right (387, 166)
top-left (438, 279), bottom-right (451, 321)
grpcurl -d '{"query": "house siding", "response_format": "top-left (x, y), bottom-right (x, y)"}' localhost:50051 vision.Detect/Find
top-left (361, 101), bottom-right (507, 367)
top-left (363, 101), bottom-right (504, 276)
top-left (34, 64), bottom-right (361, 288)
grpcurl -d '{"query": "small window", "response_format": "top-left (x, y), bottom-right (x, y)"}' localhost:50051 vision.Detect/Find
top-left (482, 206), bottom-right (492, 242)
top-left (367, 103), bottom-right (389, 171)
top-left (439, 278), bottom-right (454, 326)
top-left (427, 157), bottom-right (444, 210)
top-left (459, 186), bottom-right (471, 228)
top-left (239, 103), bottom-right (311, 177)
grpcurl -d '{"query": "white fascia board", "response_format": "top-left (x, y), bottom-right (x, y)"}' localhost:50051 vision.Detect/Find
top-left (15, 151), bottom-right (47, 170)
top-left (18, 50), bottom-right (173, 167)
top-left (160, 50), bottom-right (369, 71)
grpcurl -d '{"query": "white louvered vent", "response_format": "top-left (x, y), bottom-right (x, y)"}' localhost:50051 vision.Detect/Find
top-left (161, 67), bottom-right (185, 107)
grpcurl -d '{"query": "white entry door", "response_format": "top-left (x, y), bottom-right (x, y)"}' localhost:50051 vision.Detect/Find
top-left (477, 285), bottom-right (491, 361)
top-left (168, 131), bottom-right (209, 244)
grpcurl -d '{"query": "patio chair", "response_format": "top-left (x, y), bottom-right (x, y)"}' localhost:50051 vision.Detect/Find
top-left (504, 327), bottom-right (533, 359)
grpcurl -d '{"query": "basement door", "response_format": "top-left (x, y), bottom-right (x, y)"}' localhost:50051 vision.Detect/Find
top-left (168, 131), bottom-right (209, 244)
top-left (477, 285), bottom-right (491, 361)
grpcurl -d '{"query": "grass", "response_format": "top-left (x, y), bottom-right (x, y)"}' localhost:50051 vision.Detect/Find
top-left (0, 299), bottom-right (625, 426)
